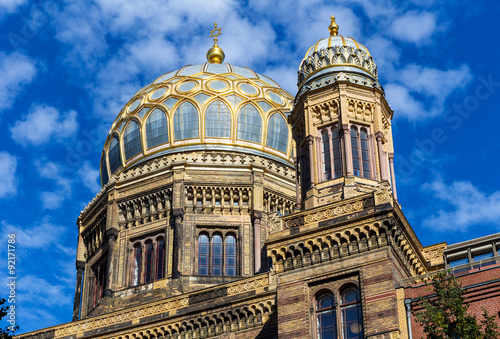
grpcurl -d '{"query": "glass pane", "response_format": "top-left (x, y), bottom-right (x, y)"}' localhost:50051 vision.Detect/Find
top-left (174, 102), bottom-right (199, 140)
top-left (317, 309), bottom-right (337, 339)
top-left (132, 246), bottom-right (142, 286)
top-left (144, 243), bottom-right (153, 283)
top-left (109, 137), bottom-right (122, 174)
top-left (146, 109), bottom-right (168, 148)
top-left (237, 104), bottom-right (262, 143)
top-left (342, 305), bottom-right (363, 339)
top-left (101, 154), bottom-right (109, 186)
top-left (205, 100), bottom-right (231, 138)
top-left (318, 294), bottom-right (334, 309)
top-left (449, 257), bottom-right (469, 267)
top-left (124, 121), bottom-right (142, 160)
top-left (266, 113), bottom-right (288, 153)
top-left (198, 234), bottom-right (209, 275)
top-left (474, 252), bottom-right (493, 261)
top-left (225, 235), bottom-right (236, 276)
top-left (322, 131), bottom-right (331, 181)
top-left (212, 235), bottom-right (222, 276)
top-left (156, 240), bottom-right (165, 280)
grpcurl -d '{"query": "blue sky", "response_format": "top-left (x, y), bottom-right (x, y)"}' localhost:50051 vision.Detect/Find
top-left (0, 0), bottom-right (499, 334)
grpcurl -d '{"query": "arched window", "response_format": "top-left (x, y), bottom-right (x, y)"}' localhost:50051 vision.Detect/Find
top-left (124, 121), bottom-right (142, 160)
top-left (132, 245), bottom-right (142, 286)
top-left (225, 235), bottom-right (236, 276)
top-left (211, 234), bottom-right (223, 276)
top-left (101, 154), bottom-right (109, 186)
top-left (92, 259), bottom-right (107, 308)
top-left (174, 101), bottom-right (199, 140)
top-left (341, 287), bottom-right (363, 339)
top-left (108, 136), bottom-right (122, 174)
top-left (205, 100), bottom-right (231, 138)
top-left (351, 126), bottom-right (371, 179)
top-left (156, 238), bottom-right (165, 280)
top-left (237, 104), bottom-right (262, 143)
top-left (320, 125), bottom-right (342, 181)
top-left (316, 293), bottom-right (337, 339)
top-left (266, 113), bottom-right (288, 153)
top-left (146, 108), bottom-right (168, 148)
top-left (144, 242), bottom-right (154, 283)
top-left (198, 234), bottom-right (209, 275)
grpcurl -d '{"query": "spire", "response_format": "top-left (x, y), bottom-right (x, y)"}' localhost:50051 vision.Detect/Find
top-left (329, 15), bottom-right (339, 36)
top-left (206, 22), bottom-right (225, 63)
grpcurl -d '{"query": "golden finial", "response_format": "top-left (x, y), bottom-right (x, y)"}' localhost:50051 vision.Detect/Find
top-left (329, 15), bottom-right (339, 36)
top-left (207, 22), bottom-right (225, 63)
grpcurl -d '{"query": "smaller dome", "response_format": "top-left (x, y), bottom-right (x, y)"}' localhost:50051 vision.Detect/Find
top-left (297, 16), bottom-right (378, 90)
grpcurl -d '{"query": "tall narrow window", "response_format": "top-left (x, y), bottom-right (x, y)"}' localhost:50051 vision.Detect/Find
top-left (225, 235), bottom-right (237, 276)
top-left (156, 238), bottom-right (165, 280)
top-left (132, 245), bottom-right (142, 286)
top-left (101, 155), bottom-right (109, 186)
top-left (198, 234), bottom-right (209, 275)
top-left (331, 127), bottom-right (342, 178)
top-left (124, 121), bottom-right (142, 160)
top-left (146, 109), bottom-right (168, 148)
top-left (360, 128), bottom-right (370, 179)
top-left (351, 128), bottom-right (360, 177)
top-left (316, 293), bottom-right (337, 339)
top-left (322, 131), bottom-right (332, 180)
top-left (237, 104), bottom-right (262, 143)
top-left (108, 137), bottom-right (122, 174)
top-left (205, 100), bottom-right (231, 138)
top-left (301, 145), bottom-right (311, 195)
top-left (341, 288), bottom-right (363, 339)
top-left (144, 242), bottom-right (153, 283)
top-left (174, 101), bottom-right (199, 140)
top-left (266, 113), bottom-right (288, 153)
top-left (211, 234), bottom-right (223, 276)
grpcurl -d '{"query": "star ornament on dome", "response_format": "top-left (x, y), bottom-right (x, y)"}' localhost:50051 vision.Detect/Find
top-left (210, 22), bottom-right (222, 44)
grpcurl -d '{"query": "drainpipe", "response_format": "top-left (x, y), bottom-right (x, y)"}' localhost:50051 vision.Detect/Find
top-left (405, 299), bottom-right (413, 339)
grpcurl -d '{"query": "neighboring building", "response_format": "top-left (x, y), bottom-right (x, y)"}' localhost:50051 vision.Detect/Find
top-left (17, 17), bottom-right (500, 339)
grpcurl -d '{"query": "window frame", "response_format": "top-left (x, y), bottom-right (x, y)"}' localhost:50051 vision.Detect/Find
top-left (196, 230), bottom-right (238, 277)
top-left (318, 124), bottom-right (343, 182)
top-left (350, 125), bottom-right (372, 179)
top-left (130, 236), bottom-right (166, 287)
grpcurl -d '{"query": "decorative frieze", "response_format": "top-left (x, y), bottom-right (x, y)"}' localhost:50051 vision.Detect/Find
top-left (118, 187), bottom-right (172, 228)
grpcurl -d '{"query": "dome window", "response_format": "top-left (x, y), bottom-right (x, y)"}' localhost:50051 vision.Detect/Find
top-left (266, 113), bottom-right (288, 153)
top-left (205, 100), bottom-right (231, 138)
top-left (174, 101), bottom-right (199, 140)
top-left (100, 154), bottom-right (109, 186)
top-left (237, 104), bottom-right (262, 144)
top-left (123, 121), bottom-right (143, 161)
top-left (146, 109), bottom-right (168, 149)
top-left (108, 136), bottom-right (122, 174)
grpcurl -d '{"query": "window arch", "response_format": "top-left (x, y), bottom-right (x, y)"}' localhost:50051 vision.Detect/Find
top-left (266, 113), bottom-right (288, 153)
top-left (156, 238), bottom-right (165, 280)
top-left (198, 233), bottom-right (209, 275)
top-left (205, 100), bottom-right (231, 138)
top-left (108, 136), bottom-right (122, 174)
top-left (314, 285), bottom-right (363, 339)
top-left (197, 232), bottom-right (238, 277)
top-left (124, 120), bottom-right (142, 160)
top-left (237, 104), bottom-right (262, 143)
top-left (174, 101), bottom-right (199, 140)
top-left (146, 108), bottom-right (168, 148)
top-left (144, 241), bottom-right (154, 283)
top-left (132, 244), bottom-right (142, 286)
top-left (340, 287), bottom-right (363, 339)
top-left (316, 292), bottom-right (337, 339)
top-left (351, 126), bottom-right (371, 179)
top-left (225, 234), bottom-right (236, 276)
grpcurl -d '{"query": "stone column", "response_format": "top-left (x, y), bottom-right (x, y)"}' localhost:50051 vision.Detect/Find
top-left (72, 260), bottom-right (85, 321)
top-left (293, 157), bottom-right (301, 209)
top-left (368, 134), bottom-right (377, 180)
top-left (343, 124), bottom-right (353, 175)
top-left (388, 153), bottom-right (398, 201)
top-left (376, 132), bottom-right (389, 181)
top-left (307, 136), bottom-right (315, 187)
top-left (104, 228), bottom-right (119, 297)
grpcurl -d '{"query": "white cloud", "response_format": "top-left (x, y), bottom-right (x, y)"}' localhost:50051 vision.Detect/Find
top-left (35, 159), bottom-right (72, 209)
top-left (18, 275), bottom-right (71, 307)
top-left (384, 83), bottom-right (425, 119)
top-left (78, 161), bottom-right (101, 193)
top-left (421, 179), bottom-right (500, 231)
top-left (0, 52), bottom-right (36, 112)
top-left (0, 219), bottom-right (68, 251)
top-left (0, 0), bottom-right (26, 14)
top-left (390, 11), bottom-right (437, 44)
top-left (0, 152), bottom-right (18, 198)
top-left (10, 104), bottom-right (78, 146)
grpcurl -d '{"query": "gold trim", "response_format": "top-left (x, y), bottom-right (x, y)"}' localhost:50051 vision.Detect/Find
top-left (298, 63), bottom-right (377, 88)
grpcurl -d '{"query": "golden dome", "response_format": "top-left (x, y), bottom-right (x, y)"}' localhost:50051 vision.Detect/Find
top-left (297, 16), bottom-right (378, 91)
top-left (100, 63), bottom-right (294, 186)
